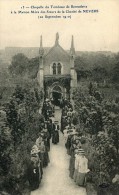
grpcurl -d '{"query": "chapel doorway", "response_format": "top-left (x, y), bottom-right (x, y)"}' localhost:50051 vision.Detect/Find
top-left (52, 86), bottom-right (62, 106)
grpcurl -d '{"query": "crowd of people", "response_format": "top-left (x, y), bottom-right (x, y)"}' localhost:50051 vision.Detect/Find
top-left (27, 98), bottom-right (60, 191)
top-left (61, 101), bottom-right (89, 187)
top-left (27, 97), bottom-right (89, 191)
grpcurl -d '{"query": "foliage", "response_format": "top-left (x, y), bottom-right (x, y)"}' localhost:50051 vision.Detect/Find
top-left (112, 61), bottom-right (119, 83)
top-left (28, 57), bottom-right (39, 78)
top-left (0, 81), bottom-right (44, 194)
top-left (9, 54), bottom-right (39, 79)
top-left (0, 122), bottom-right (12, 175)
top-left (75, 52), bottom-right (116, 72)
top-left (44, 76), bottom-right (71, 90)
top-left (9, 53), bottom-right (29, 76)
top-left (91, 67), bottom-right (108, 82)
top-left (73, 83), bottom-right (119, 188)
top-left (74, 53), bottom-right (119, 83)
top-left (0, 69), bottom-right (14, 103)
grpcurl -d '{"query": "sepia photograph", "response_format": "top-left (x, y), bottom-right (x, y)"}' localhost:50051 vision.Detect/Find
top-left (0, 0), bottom-right (119, 194)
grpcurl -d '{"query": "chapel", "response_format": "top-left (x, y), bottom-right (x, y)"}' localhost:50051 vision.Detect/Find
top-left (37, 33), bottom-right (77, 104)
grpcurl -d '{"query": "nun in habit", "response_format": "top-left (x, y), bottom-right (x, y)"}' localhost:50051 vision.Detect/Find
top-left (39, 133), bottom-right (50, 168)
top-left (52, 121), bottom-right (59, 144)
top-left (27, 149), bottom-right (41, 191)
top-left (31, 145), bottom-right (43, 179)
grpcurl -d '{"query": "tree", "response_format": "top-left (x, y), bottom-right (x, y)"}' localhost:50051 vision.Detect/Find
top-left (91, 67), bottom-right (108, 82)
top-left (0, 122), bottom-right (12, 175)
top-left (9, 53), bottom-right (29, 76)
top-left (28, 57), bottom-right (39, 78)
top-left (74, 56), bottom-right (91, 79)
top-left (112, 62), bottom-right (119, 83)
top-left (6, 98), bottom-right (25, 147)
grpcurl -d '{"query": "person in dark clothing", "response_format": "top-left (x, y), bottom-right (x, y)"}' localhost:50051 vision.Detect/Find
top-left (47, 119), bottom-right (52, 139)
top-left (52, 121), bottom-right (60, 144)
top-left (61, 116), bottom-right (68, 133)
top-left (66, 134), bottom-right (72, 155)
top-left (27, 154), bottom-right (40, 191)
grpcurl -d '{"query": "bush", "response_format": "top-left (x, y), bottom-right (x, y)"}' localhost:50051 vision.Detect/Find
top-left (73, 84), bottom-right (119, 190)
top-left (0, 80), bottom-right (44, 194)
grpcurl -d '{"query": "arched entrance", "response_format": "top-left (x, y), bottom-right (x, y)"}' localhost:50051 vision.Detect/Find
top-left (52, 85), bottom-right (62, 106)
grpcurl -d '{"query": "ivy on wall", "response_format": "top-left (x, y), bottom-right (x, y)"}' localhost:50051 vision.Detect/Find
top-left (44, 76), bottom-right (71, 89)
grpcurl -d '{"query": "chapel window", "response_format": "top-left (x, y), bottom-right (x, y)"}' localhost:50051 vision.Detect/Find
top-left (53, 63), bottom-right (56, 75)
top-left (57, 63), bottom-right (61, 75)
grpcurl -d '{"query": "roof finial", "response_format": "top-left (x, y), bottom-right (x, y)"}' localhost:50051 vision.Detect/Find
top-left (70, 35), bottom-right (75, 56)
top-left (55, 32), bottom-right (59, 45)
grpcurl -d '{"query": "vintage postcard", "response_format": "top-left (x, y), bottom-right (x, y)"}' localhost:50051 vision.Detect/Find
top-left (0, 0), bottom-right (119, 195)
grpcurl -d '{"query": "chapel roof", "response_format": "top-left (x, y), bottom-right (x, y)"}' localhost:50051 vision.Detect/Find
top-left (43, 33), bottom-right (70, 62)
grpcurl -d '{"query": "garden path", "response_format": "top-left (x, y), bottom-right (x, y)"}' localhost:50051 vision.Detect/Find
top-left (31, 107), bottom-right (87, 195)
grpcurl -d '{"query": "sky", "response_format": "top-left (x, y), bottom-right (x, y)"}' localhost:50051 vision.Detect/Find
top-left (0, 0), bottom-right (119, 52)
